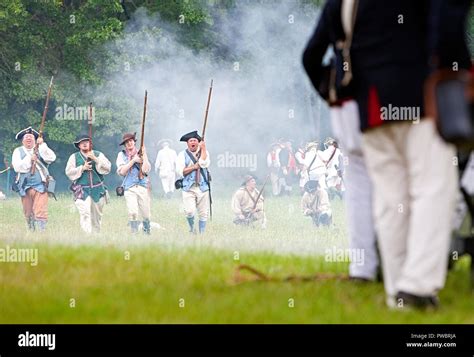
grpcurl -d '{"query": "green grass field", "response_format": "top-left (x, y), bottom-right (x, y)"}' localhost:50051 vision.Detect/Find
top-left (0, 192), bottom-right (473, 323)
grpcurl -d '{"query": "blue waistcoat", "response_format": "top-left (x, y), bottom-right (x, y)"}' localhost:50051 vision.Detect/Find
top-left (120, 151), bottom-right (149, 190)
top-left (182, 150), bottom-right (209, 192)
top-left (16, 147), bottom-right (45, 196)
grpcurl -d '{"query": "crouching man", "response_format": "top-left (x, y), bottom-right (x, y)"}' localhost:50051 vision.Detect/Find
top-left (231, 175), bottom-right (266, 228)
top-left (301, 180), bottom-right (332, 227)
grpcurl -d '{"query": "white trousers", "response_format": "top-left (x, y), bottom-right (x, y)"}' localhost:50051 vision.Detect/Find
top-left (330, 101), bottom-right (378, 279)
top-left (182, 185), bottom-right (210, 221)
top-left (160, 173), bottom-right (176, 194)
top-left (362, 120), bottom-right (458, 297)
top-left (124, 185), bottom-right (151, 221)
top-left (74, 196), bottom-right (106, 234)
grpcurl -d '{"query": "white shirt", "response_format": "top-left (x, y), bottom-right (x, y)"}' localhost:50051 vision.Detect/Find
top-left (65, 151), bottom-right (112, 181)
top-left (12, 143), bottom-right (56, 181)
top-left (155, 146), bottom-right (178, 177)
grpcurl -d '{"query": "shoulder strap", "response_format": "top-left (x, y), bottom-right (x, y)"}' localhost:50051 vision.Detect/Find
top-left (185, 149), bottom-right (210, 185)
top-left (244, 188), bottom-right (257, 205)
top-left (306, 152), bottom-right (318, 175)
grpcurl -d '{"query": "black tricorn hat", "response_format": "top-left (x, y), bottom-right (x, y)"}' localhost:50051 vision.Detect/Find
top-left (304, 180), bottom-right (319, 193)
top-left (73, 134), bottom-right (91, 149)
top-left (119, 132), bottom-right (137, 146)
top-left (15, 126), bottom-right (39, 141)
top-left (180, 130), bottom-right (202, 142)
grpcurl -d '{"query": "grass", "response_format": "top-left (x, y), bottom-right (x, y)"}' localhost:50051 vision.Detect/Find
top-left (0, 192), bottom-right (473, 323)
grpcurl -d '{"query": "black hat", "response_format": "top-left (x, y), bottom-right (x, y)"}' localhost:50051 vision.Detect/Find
top-left (241, 174), bottom-right (256, 186)
top-left (73, 134), bottom-right (91, 149)
top-left (15, 126), bottom-right (39, 141)
top-left (180, 130), bottom-right (202, 142)
top-left (120, 132), bottom-right (137, 146)
top-left (304, 180), bottom-right (319, 193)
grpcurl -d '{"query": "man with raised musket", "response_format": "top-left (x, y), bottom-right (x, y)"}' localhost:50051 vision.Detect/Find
top-left (11, 127), bottom-right (57, 231)
top-left (116, 132), bottom-right (152, 234)
top-left (65, 134), bottom-right (111, 234)
top-left (176, 130), bottom-right (211, 234)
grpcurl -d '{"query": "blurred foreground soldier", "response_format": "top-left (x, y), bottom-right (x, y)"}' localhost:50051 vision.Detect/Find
top-left (323, 137), bottom-right (345, 199)
top-left (302, 0), bottom-right (381, 283)
top-left (231, 175), bottom-right (266, 228)
top-left (12, 127), bottom-right (56, 231)
top-left (301, 180), bottom-right (332, 227)
top-left (66, 135), bottom-right (111, 234)
top-left (304, 0), bottom-right (464, 308)
top-left (154, 139), bottom-right (177, 199)
top-left (176, 130), bottom-right (211, 234)
top-left (116, 132), bottom-right (152, 234)
top-left (266, 143), bottom-right (282, 196)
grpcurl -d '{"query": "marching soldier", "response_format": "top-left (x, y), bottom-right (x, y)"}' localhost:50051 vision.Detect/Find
top-left (323, 137), bottom-right (345, 200)
top-left (266, 143), bottom-right (281, 196)
top-left (116, 132), bottom-right (152, 234)
top-left (295, 141), bottom-right (308, 194)
top-left (11, 127), bottom-right (56, 231)
top-left (154, 139), bottom-right (177, 199)
top-left (301, 180), bottom-right (332, 227)
top-left (176, 130), bottom-right (210, 234)
top-left (303, 141), bottom-right (327, 190)
top-left (65, 134), bottom-right (111, 234)
top-left (231, 175), bottom-right (266, 228)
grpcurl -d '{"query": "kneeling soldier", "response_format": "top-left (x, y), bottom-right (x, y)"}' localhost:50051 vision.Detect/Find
top-left (116, 132), bottom-right (152, 234)
top-left (301, 180), bottom-right (332, 227)
top-left (65, 135), bottom-right (111, 234)
top-left (12, 127), bottom-right (56, 231)
top-left (231, 175), bottom-right (266, 228)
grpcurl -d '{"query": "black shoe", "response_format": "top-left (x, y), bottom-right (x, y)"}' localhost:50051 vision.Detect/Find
top-left (395, 291), bottom-right (440, 310)
top-left (349, 276), bottom-right (372, 283)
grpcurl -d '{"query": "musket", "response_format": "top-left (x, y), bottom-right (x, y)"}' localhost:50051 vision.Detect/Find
top-left (87, 102), bottom-right (94, 187)
top-left (31, 76), bottom-right (54, 174)
top-left (245, 175), bottom-right (270, 221)
top-left (252, 174), bottom-right (270, 211)
top-left (0, 167), bottom-right (10, 175)
top-left (201, 79), bottom-right (213, 141)
top-left (138, 90), bottom-right (147, 180)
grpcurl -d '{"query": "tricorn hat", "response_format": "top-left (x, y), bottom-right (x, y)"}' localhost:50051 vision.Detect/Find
top-left (16, 126), bottom-right (39, 141)
top-left (73, 134), bottom-right (91, 149)
top-left (120, 132), bottom-right (137, 146)
top-left (180, 130), bottom-right (202, 142)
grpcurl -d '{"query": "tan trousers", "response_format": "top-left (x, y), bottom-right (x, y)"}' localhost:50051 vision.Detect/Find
top-left (182, 185), bottom-right (209, 221)
top-left (21, 188), bottom-right (48, 222)
top-left (74, 196), bottom-right (106, 234)
top-left (124, 185), bottom-right (151, 221)
top-left (361, 120), bottom-right (458, 298)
